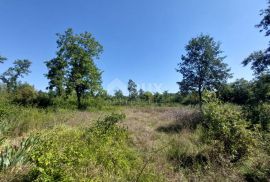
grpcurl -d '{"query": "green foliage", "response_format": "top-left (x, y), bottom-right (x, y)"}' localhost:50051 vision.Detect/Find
top-left (242, 1), bottom-right (270, 75)
top-left (243, 51), bottom-right (269, 75)
top-left (244, 103), bottom-right (270, 131)
top-left (46, 28), bottom-right (103, 109)
top-left (45, 57), bottom-right (67, 96)
top-left (218, 78), bottom-right (251, 105)
top-left (177, 34), bottom-right (232, 106)
top-left (128, 79), bottom-right (138, 101)
top-left (13, 83), bottom-right (37, 106)
top-left (0, 136), bottom-right (37, 171)
top-left (0, 59), bottom-right (31, 92)
top-left (202, 93), bottom-right (254, 161)
top-left (28, 114), bottom-right (160, 181)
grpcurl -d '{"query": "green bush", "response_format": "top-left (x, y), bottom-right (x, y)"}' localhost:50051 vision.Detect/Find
top-left (244, 103), bottom-right (270, 131)
top-left (13, 84), bottom-right (37, 106)
top-left (202, 94), bottom-right (254, 161)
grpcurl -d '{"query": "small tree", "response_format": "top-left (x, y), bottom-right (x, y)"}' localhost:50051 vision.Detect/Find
top-left (0, 59), bottom-right (31, 92)
top-left (114, 89), bottom-right (124, 99)
top-left (127, 79), bottom-right (138, 101)
top-left (177, 34), bottom-right (232, 107)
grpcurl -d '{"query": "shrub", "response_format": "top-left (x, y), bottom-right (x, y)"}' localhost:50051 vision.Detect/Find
top-left (13, 84), bottom-right (37, 106)
top-left (202, 94), bottom-right (254, 161)
top-left (244, 103), bottom-right (270, 131)
top-left (34, 91), bottom-right (53, 108)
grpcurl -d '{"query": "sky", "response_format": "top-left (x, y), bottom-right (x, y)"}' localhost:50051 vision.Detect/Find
top-left (0, 0), bottom-right (268, 94)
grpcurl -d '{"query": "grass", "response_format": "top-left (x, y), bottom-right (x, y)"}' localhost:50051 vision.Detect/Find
top-left (0, 101), bottom-right (269, 181)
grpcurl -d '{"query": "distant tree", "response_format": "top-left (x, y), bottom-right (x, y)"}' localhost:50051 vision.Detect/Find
top-left (142, 91), bottom-right (153, 103)
top-left (177, 34), bottom-right (232, 107)
top-left (127, 79), bottom-right (138, 100)
top-left (218, 79), bottom-right (251, 105)
top-left (243, 1), bottom-right (270, 75)
top-left (46, 28), bottom-right (103, 109)
top-left (45, 57), bottom-right (67, 96)
top-left (138, 89), bottom-right (144, 100)
top-left (13, 83), bottom-right (37, 106)
top-left (0, 59), bottom-right (31, 92)
top-left (162, 91), bottom-right (170, 103)
top-left (114, 89), bottom-right (124, 99)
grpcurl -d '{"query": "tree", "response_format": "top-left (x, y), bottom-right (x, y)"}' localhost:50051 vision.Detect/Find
top-left (46, 28), bottom-right (103, 109)
top-left (127, 79), bottom-right (138, 101)
top-left (142, 91), bottom-right (153, 104)
top-left (242, 1), bottom-right (270, 75)
top-left (0, 59), bottom-right (31, 92)
top-left (114, 89), bottom-right (124, 99)
top-left (218, 79), bottom-right (251, 105)
top-left (138, 89), bottom-right (144, 100)
top-left (45, 57), bottom-right (67, 96)
top-left (13, 83), bottom-right (37, 106)
top-left (177, 34), bottom-right (232, 107)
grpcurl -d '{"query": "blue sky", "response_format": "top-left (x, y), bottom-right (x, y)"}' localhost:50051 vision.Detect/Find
top-left (0, 0), bottom-right (268, 94)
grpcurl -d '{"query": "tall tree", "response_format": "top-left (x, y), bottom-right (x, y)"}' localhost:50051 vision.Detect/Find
top-left (177, 34), bottom-right (232, 107)
top-left (46, 28), bottom-right (103, 109)
top-left (243, 1), bottom-right (270, 75)
top-left (127, 79), bottom-right (138, 100)
top-left (0, 59), bottom-right (31, 92)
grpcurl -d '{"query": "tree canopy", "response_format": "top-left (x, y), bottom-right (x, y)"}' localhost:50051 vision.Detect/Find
top-left (0, 59), bottom-right (31, 92)
top-left (243, 1), bottom-right (270, 75)
top-left (177, 34), bottom-right (232, 106)
top-left (45, 28), bottom-right (103, 109)
top-left (127, 79), bottom-right (138, 101)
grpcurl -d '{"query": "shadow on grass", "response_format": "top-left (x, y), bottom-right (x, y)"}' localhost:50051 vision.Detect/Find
top-left (156, 124), bottom-right (183, 134)
top-left (156, 110), bottom-right (202, 134)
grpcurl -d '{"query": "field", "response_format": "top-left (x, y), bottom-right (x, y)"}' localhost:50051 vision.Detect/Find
top-left (1, 102), bottom-right (268, 181)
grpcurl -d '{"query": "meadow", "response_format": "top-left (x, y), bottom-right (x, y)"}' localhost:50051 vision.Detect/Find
top-left (0, 93), bottom-right (269, 181)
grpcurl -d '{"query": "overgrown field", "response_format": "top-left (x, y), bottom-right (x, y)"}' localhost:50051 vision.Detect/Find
top-left (0, 97), bottom-right (269, 181)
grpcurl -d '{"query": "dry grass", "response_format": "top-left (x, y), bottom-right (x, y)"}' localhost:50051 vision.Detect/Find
top-left (119, 106), bottom-right (201, 181)
top-left (1, 105), bottom-right (241, 181)
top-left (41, 106), bottom-right (201, 181)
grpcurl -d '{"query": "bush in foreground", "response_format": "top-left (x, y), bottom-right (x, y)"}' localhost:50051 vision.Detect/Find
top-left (25, 114), bottom-right (161, 181)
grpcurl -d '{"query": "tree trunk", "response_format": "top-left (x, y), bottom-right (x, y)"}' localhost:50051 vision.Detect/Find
top-left (76, 91), bottom-right (82, 109)
top-left (198, 86), bottom-right (202, 109)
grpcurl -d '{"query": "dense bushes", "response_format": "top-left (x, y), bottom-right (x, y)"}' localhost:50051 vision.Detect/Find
top-left (13, 84), bottom-right (37, 106)
top-left (166, 94), bottom-right (270, 180)
top-left (202, 99), bottom-right (254, 161)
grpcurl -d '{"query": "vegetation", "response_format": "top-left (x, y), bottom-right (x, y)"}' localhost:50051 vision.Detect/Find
top-left (45, 28), bottom-right (103, 109)
top-left (0, 1), bottom-right (269, 181)
top-left (177, 34), bottom-right (232, 107)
